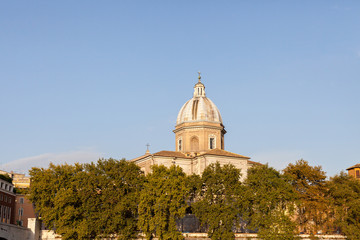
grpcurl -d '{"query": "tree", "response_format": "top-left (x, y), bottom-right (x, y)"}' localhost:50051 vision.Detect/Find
top-left (29, 158), bottom-right (144, 240)
top-left (283, 159), bottom-right (328, 235)
top-left (0, 174), bottom-right (13, 184)
top-left (245, 164), bottom-right (297, 240)
top-left (192, 162), bottom-right (244, 240)
top-left (137, 165), bottom-right (190, 240)
top-left (327, 172), bottom-right (360, 240)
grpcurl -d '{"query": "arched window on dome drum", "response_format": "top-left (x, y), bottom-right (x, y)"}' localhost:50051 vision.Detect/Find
top-left (190, 136), bottom-right (199, 152)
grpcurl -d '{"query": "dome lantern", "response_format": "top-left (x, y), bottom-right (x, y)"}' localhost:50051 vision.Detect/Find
top-left (193, 72), bottom-right (206, 98)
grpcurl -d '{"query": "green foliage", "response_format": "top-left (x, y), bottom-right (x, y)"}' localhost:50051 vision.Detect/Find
top-left (0, 174), bottom-right (12, 183)
top-left (30, 156), bottom-right (358, 239)
top-left (29, 158), bottom-right (144, 240)
top-left (283, 159), bottom-right (328, 234)
top-left (245, 164), bottom-right (297, 240)
top-left (14, 187), bottom-right (29, 194)
top-left (327, 172), bottom-right (360, 240)
top-left (138, 165), bottom-right (190, 240)
top-left (192, 162), bottom-right (243, 240)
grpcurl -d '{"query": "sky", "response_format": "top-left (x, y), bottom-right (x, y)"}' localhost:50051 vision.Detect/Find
top-left (1, 1), bottom-right (359, 177)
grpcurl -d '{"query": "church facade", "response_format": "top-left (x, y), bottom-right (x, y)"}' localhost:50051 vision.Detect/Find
top-left (131, 74), bottom-right (259, 180)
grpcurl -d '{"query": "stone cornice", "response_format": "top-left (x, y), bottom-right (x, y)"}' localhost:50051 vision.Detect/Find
top-left (173, 124), bottom-right (225, 133)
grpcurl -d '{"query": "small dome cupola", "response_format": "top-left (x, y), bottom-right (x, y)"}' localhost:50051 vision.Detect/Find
top-left (193, 72), bottom-right (206, 98)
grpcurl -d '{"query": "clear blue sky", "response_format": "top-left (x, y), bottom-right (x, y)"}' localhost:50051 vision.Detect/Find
top-left (1, 1), bottom-right (359, 177)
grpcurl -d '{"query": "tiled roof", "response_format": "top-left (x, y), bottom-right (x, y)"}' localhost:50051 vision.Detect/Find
top-left (131, 149), bottom-right (263, 166)
top-left (200, 148), bottom-right (250, 159)
top-left (130, 153), bottom-right (151, 162)
top-left (153, 151), bottom-right (192, 159)
top-left (248, 160), bottom-right (262, 166)
top-left (346, 164), bottom-right (360, 170)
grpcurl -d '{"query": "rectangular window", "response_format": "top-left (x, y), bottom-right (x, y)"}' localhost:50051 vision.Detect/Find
top-left (356, 170), bottom-right (360, 178)
top-left (210, 138), bottom-right (215, 149)
top-left (19, 207), bottom-right (23, 217)
top-left (178, 139), bottom-right (182, 151)
top-left (19, 197), bottom-right (24, 204)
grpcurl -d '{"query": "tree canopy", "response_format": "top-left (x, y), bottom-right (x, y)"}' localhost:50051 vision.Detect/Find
top-left (326, 172), bottom-right (360, 240)
top-left (192, 162), bottom-right (243, 240)
top-left (29, 158), bottom-right (144, 240)
top-left (29, 158), bottom-right (360, 240)
top-left (0, 174), bottom-right (12, 184)
top-left (283, 159), bottom-right (328, 235)
top-left (137, 165), bottom-right (191, 240)
top-left (244, 164), bottom-right (297, 240)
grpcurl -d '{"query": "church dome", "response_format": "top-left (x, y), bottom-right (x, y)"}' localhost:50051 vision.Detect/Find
top-left (176, 74), bottom-right (223, 125)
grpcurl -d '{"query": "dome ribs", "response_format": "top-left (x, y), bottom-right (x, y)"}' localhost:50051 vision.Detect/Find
top-left (192, 99), bottom-right (199, 120)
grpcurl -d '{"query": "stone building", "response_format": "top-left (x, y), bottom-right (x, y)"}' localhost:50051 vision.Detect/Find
top-left (0, 170), bottom-right (35, 227)
top-left (0, 170), bottom-right (30, 189)
top-left (346, 163), bottom-right (360, 180)
top-left (14, 194), bottom-right (36, 227)
top-left (131, 74), bottom-right (260, 178)
top-left (0, 178), bottom-right (15, 225)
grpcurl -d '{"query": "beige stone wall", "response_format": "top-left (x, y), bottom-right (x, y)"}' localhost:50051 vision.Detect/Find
top-left (13, 177), bottom-right (30, 189)
top-left (0, 222), bottom-right (32, 240)
top-left (170, 158), bottom-right (193, 174)
top-left (153, 157), bottom-right (193, 175)
top-left (136, 155), bottom-right (249, 177)
top-left (174, 121), bottom-right (225, 154)
top-left (135, 156), bottom-right (153, 174)
top-left (0, 170), bottom-right (31, 189)
top-left (40, 230), bottom-right (62, 239)
top-left (348, 167), bottom-right (360, 180)
top-left (195, 155), bottom-right (248, 180)
top-left (153, 157), bottom-right (174, 169)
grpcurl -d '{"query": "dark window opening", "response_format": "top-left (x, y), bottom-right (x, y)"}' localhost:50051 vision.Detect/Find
top-left (210, 138), bottom-right (215, 149)
top-left (19, 208), bottom-right (23, 217)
